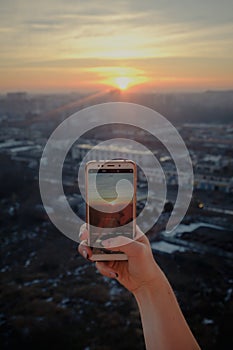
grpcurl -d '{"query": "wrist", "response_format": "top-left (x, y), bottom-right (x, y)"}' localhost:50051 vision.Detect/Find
top-left (132, 266), bottom-right (169, 301)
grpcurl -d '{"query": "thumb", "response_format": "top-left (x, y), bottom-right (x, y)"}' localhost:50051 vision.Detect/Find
top-left (102, 236), bottom-right (143, 257)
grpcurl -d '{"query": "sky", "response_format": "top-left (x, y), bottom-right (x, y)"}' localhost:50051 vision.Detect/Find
top-left (0, 0), bottom-right (233, 93)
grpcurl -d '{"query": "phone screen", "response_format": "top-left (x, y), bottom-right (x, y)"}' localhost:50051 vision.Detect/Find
top-left (87, 168), bottom-right (135, 252)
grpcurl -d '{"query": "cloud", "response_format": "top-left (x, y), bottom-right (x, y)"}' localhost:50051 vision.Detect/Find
top-left (0, 0), bottom-right (232, 91)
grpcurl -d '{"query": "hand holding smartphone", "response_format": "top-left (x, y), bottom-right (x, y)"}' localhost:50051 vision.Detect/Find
top-left (85, 159), bottom-right (137, 261)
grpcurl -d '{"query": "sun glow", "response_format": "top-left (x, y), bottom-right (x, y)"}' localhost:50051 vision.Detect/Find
top-left (115, 77), bottom-right (131, 90)
top-left (87, 66), bottom-right (149, 91)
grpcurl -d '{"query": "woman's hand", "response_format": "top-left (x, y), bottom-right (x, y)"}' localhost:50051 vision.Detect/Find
top-left (78, 225), bottom-right (166, 294)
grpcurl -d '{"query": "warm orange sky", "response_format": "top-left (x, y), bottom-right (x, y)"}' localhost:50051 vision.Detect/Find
top-left (0, 0), bottom-right (233, 93)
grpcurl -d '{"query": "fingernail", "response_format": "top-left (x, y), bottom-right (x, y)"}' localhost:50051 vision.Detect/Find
top-left (82, 250), bottom-right (88, 259)
top-left (109, 271), bottom-right (118, 278)
top-left (101, 239), bottom-right (110, 248)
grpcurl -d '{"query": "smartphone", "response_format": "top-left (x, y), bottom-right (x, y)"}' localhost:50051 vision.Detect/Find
top-left (85, 159), bottom-right (137, 261)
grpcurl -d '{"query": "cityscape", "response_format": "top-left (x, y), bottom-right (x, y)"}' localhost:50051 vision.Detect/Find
top-left (0, 89), bottom-right (232, 349)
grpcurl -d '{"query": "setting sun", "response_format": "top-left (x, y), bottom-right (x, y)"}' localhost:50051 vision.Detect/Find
top-left (115, 77), bottom-right (131, 90)
top-left (97, 67), bottom-right (149, 91)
